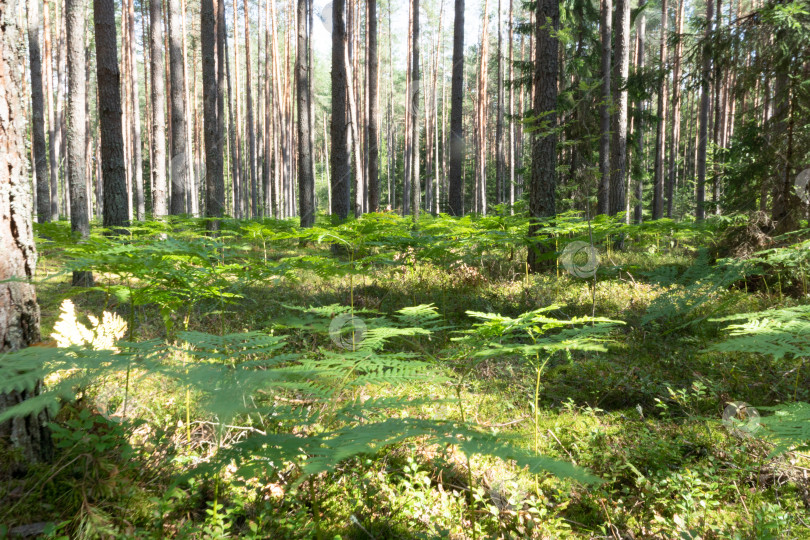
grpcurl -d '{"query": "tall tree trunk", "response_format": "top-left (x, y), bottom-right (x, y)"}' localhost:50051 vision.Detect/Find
top-left (597, 0), bottom-right (612, 215)
top-left (610, 0), bottom-right (630, 218)
top-left (695, 0), bottom-right (713, 220)
top-left (56, 3), bottom-right (67, 218)
top-left (28, 0), bottom-right (51, 222)
top-left (330, 0), bottom-right (350, 222)
top-left (297, 0), bottom-right (315, 226)
top-left (495, 0), bottom-right (505, 207)
top-left (652, 0), bottom-right (668, 219)
top-left (632, 5), bottom-right (646, 224)
top-left (95, 0), bottom-right (129, 228)
top-left (67, 0), bottom-right (92, 286)
top-left (151, 0), bottom-right (168, 217)
top-left (127, 0), bottom-right (145, 220)
top-left (507, 0), bottom-right (515, 212)
top-left (366, 0), bottom-right (380, 212)
top-left (244, 0), bottom-right (258, 217)
top-left (527, 0), bottom-right (558, 271)
top-left (0, 0), bottom-right (52, 463)
top-left (168, 0), bottom-right (188, 215)
top-left (666, 0), bottom-right (683, 217)
top-left (448, 0), bottom-right (464, 215)
top-left (476, 0), bottom-right (489, 215)
top-left (202, 0), bottom-right (223, 228)
top-left (263, 0), bottom-right (272, 216)
top-left (216, 0), bottom-right (226, 216)
top-left (410, 0), bottom-right (421, 221)
top-left (44, 1), bottom-right (59, 220)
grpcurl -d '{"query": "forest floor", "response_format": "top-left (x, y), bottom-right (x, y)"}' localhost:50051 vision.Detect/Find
top-left (2, 215), bottom-right (810, 539)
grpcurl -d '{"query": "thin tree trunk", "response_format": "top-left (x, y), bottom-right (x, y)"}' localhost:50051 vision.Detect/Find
top-left (652, 0), bottom-right (668, 219)
top-left (127, 0), bottom-right (144, 220)
top-left (95, 0), bottom-right (129, 228)
top-left (168, 0), bottom-right (188, 214)
top-left (476, 0), bottom-right (489, 215)
top-left (44, 2), bottom-right (59, 220)
top-left (410, 0), bottom-right (421, 220)
top-left (202, 0), bottom-right (223, 227)
top-left (597, 0), bottom-right (612, 215)
top-left (28, 0), bottom-right (51, 222)
top-left (366, 0), bottom-right (380, 212)
top-left (244, 0), bottom-right (258, 217)
top-left (297, 0), bottom-right (315, 226)
top-left (507, 0), bottom-right (514, 212)
top-left (67, 0), bottom-right (92, 285)
top-left (150, 0), bottom-right (168, 217)
top-left (330, 0), bottom-right (351, 222)
top-left (666, 0), bottom-right (683, 217)
top-left (527, 0), bottom-right (558, 271)
top-left (448, 0), bottom-right (464, 215)
top-left (632, 6), bottom-right (646, 224)
top-left (495, 0), bottom-right (505, 207)
top-left (610, 0), bottom-right (630, 218)
top-left (695, 0), bottom-right (712, 220)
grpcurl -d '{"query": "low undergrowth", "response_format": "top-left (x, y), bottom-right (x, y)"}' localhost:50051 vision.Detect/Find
top-left (2, 213), bottom-right (809, 539)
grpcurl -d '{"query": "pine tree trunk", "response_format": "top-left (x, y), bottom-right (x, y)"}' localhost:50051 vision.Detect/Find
top-left (167, 0), bottom-right (187, 215)
top-left (632, 7), bottom-right (645, 225)
top-left (597, 0), bottom-right (612, 215)
top-left (94, 0), bottom-right (129, 228)
top-left (477, 0), bottom-right (489, 215)
top-left (28, 0), bottom-right (51, 223)
top-left (127, 0), bottom-right (144, 220)
top-left (448, 0), bottom-right (464, 215)
top-left (666, 0), bottom-right (683, 217)
top-left (527, 0), bottom-right (558, 271)
top-left (410, 0), bottom-right (421, 221)
top-left (695, 0), bottom-right (712, 220)
top-left (150, 0), bottom-right (168, 217)
top-left (44, 1), bottom-right (59, 220)
top-left (67, 0), bottom-right (93, 286)
top-left (243, 0), bottom-right (258, 218)
top-left (202, 0), bottom-right (222, 228)
top-left (330, 0), bottom-right (351, 222)
top-left (652, 0), bottom-right (668, 219)
top-left (367, 0), bottom-right (380, 212)
top-left (0, 0), bottom-right (52, 464)
top-left (495, 0), bottom-right (505, 207)
top-left (297, 0), bottom-right (315, 226)
top-left (507, 0), bottom-right (514, 212)
top-left (609, 0), bottom-right (630, 218)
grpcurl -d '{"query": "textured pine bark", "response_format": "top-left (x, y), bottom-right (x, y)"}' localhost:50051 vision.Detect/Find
top-left (28, 0), bottom-right (51, 223)
top-left (366, 0), bottom-right (380, 213)
top-left (0, 0), bottom-right (52, 462)
top-left (297, 0), bottom-right (315, 227)
top-left (696, 0), bottom-right (713, 220)
top-left (150, 0), bottom-right (168, 217)
top-left (448, 0), bottom-right (464, 216)
top-left (527, 0), bottom-right (558, 272)
top-left (67, 0), bottom-right (93, 286)
top-left (330, 0), bottom-right (351, 222)
top-left (610, 0), bottom-right (630, 219)
top-left (597, 0), bottom-right (612, 215)
top-left (94, 0), bottom-right (129, 229)
top-left (168, 0), bottom-right (188, 215)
